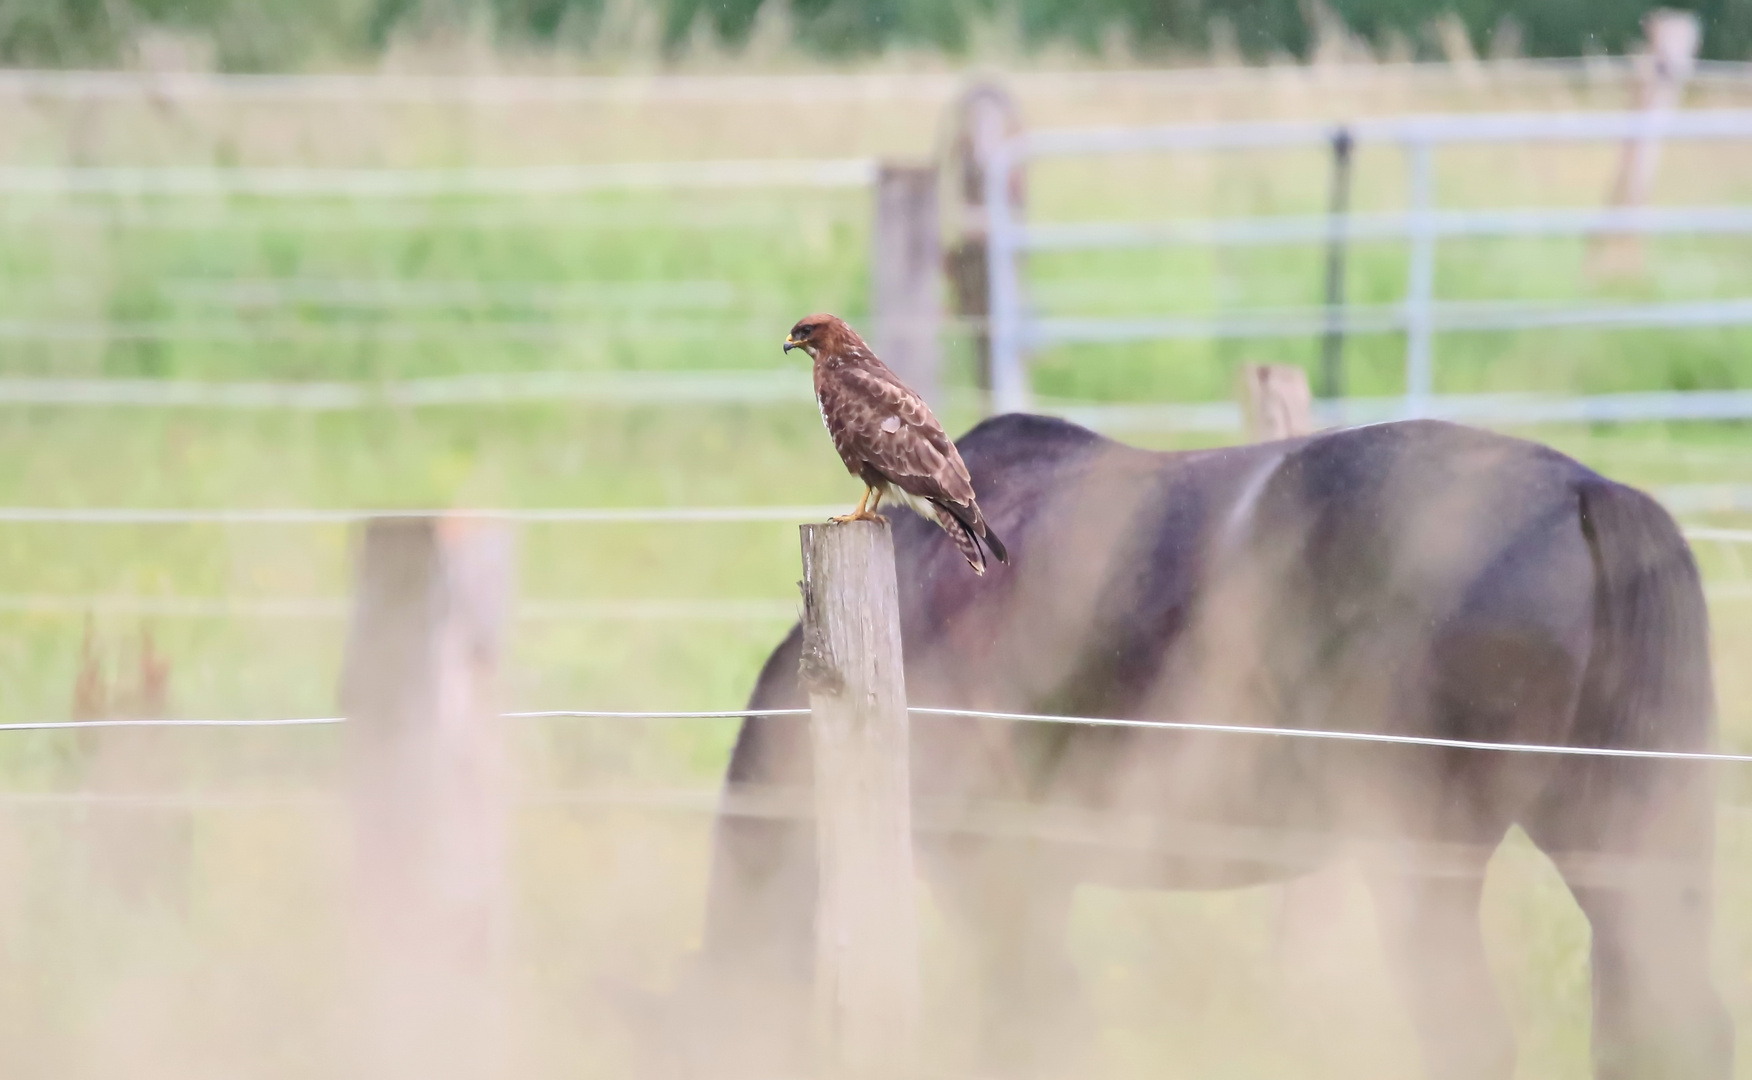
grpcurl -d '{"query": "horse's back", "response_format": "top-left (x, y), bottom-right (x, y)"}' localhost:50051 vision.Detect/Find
top-left (892, 419), bottom-right (1618, 850)
top-left (740, 414), bottom-right (1695, 836)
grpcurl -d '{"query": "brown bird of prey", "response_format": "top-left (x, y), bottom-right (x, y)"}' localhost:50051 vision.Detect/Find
top-left (785, 313), bottom-right (1008, 574)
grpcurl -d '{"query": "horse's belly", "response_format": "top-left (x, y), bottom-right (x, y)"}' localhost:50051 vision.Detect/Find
top-left (1076, 809), bottom-right (1339, 890)
top-left (915, 794), bottom-right (1339, 893)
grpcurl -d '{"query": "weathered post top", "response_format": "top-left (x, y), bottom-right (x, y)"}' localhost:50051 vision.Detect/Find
top-left (342, 515), bottom-right (513, 1080)
top-left (1239, 363), bottom-right (1315, 442)
top-left (797, 518), bottom-right (919, 1080)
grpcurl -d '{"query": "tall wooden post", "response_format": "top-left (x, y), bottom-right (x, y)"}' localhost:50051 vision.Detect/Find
top-left (342, 516), bottom-right (514, 1080)
top-left (797, 519), bottom-right (918, 1079)
top-left (1238, 363), bottom-right (1314, 441)
top-left (943, 82), bottom-right (1023, 410)
top-left (873, 163), bottom-right (943, 407)
top-left (1594, 9), bottom-right (1700, 274)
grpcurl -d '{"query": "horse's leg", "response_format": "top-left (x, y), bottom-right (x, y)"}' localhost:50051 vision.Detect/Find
top-left (676, 704), bottom-right (816, 1077)
top-left (1527, 767), bottom-right (1732, 1080)
top-left (1365, 852), bottom-right (1514, 1080)
top-left (932, 838), bottom-right (1092, 1078)
top-left (1565, 877), bottom-right (1731, 1080)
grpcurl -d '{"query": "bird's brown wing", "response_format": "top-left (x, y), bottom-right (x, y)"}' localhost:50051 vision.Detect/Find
top-left (836, 367), bottom-right (975, 506)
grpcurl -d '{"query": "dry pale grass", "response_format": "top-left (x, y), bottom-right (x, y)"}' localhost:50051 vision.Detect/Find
top-left (0, 59), bottom-right (1745, 1078)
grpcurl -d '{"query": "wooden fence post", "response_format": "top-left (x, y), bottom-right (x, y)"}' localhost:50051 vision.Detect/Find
top-left (873, 163), bottom-right (943, 407)
top-left (1238, 363), bottom-right (1314, 441)
top-left (342, 515), bottom-right (514, 1080)
top-left (797, 519), bottom-right (918, 1079)
top-left (1594, 8), bottom-right (1700, 274)
top-left (943, 82), bottom-right (1023, 410)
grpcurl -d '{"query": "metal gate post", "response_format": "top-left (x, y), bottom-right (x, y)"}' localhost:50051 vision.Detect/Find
top-left (982, 122), bottom-right (1028, 415)
top-left (1404, 138), bottom-right (1437, 420)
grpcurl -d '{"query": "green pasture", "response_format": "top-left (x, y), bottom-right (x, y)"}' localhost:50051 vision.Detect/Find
top-left (0, 108), bottom-right (1749, 1076)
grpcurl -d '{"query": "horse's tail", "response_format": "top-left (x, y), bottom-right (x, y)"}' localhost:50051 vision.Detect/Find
top-left (1540, 478), bottom-right (1735, 1079)
top-left (1530, 475), bottom-right (1716, 884)
top-left (1574, 477), bottom-right (1714, 761)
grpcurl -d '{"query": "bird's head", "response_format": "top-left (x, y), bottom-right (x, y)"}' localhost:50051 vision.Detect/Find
top-left (783, 313), bottom-right (854, 361)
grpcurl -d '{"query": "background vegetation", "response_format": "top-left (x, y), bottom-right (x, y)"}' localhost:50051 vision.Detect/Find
top-left (0, 44), bottom-right (1749, 1080)
top-left (1, 0), bottom-right (1751, 72)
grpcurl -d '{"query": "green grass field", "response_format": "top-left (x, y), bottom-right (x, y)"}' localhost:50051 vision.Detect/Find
top-left (0, 63), bottom-right (1748, 1078)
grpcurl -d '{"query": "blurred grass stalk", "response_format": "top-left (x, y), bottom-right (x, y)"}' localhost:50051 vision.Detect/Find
top-left (0, 53), bottom-right (1745, 1080)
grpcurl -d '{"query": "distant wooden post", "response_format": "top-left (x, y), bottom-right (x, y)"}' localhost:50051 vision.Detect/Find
top-left (797, 520), bottom-right (918, 1079)
top-left (1238, 364), bottom-right (1314, 441)
top-left (873, 163), bottom-right (943, 407)
top-left (943, 83), bottom-right (1024, 410)
top-left (342, 516), bottom-right (514, 1080)
top-left (1594, 9), bottom-right (1701, 274)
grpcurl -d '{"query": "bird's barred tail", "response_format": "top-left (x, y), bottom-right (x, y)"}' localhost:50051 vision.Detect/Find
top-left (933, 501), bottom-right (1008, 576)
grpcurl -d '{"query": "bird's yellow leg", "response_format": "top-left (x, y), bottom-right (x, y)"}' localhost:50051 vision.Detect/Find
top-left (830, 487), bottom-right (870, 523)
top-left (830, 486), bottom-right (885, 524)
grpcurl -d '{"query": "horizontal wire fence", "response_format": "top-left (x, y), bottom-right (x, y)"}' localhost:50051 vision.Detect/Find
top-left (0, 371), bottom-right (815, 409)
top-left (4, 67), bottom-right (1752, 438)
top-left (1, 509), bottom-right (1739, 754)
top-left (0, 58), bottom-right (1747, 103)
top-left (0, 502), bottom-right (1734, 536)
top-left (4, 68), bottom-right (1750, 839)
top-left (5, 75), bottom-right (1752, 427)
top-left (7, 707), bottom-right (1752, 763)
top-left (0, 160), bottom-right (877, 196)
top-left (0, 594), bottom-right (797, 620)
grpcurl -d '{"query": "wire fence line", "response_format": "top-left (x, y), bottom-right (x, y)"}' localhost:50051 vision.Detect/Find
top-left (0, 594), bottom-right (798, 621)
top-left (157, 277), bottom-right (749, 309)
top-left (4, 784), bottom-right (1751, 886)
top-left (0, 371), bottom-right (815, 410)
top-left (0, 502), bottom-right (1735, 540)
top-left (0, 716), bottom-right (345, 731)
top-left (1036, 300), bottom-right (1752, 341)
top-left (0, 160), bottom-right (877, 198)
top-left (0, 319), bottom-right (792, 345)
top-left (8, 706), bottom-right (1752, 763)
top-left (1656, 485), bottom-right (1752, 516)
top-left (1687, 527), bottom-right (1752, 544)
top-left (1024, 207), bottom-right (1752, 251)
top-left (0, 201), bottom-right (864, 233)
top-left (0, 375), bottom-right (1738, 430)
top-left (9, 579), bottom-right (1752, 621)
top-left (0, 58), bottom-right (1742, 104)
top-left (0, 504), bottom-right (847, 524)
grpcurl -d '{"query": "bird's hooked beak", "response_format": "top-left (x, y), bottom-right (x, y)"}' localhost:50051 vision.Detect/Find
top-left (782, 335), bottom-right (800, 353)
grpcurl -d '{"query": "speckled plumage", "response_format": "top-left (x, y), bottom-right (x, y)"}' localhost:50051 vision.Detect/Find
top-left (785, 312), bottom-right (1007, 574)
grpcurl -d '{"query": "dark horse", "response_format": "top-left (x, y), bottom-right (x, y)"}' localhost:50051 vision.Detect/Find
top-left (690, 414), bottom-right (1730, 1080)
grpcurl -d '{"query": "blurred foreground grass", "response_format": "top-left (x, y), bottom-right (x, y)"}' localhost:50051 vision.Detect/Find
top-left (0, 404), bottom-right (1742, 1079)
top-left (0, 65), bottom-right (1749, 1078)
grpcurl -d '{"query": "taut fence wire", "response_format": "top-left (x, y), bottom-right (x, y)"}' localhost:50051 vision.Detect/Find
top-left (0, 504), bottom-right (1738, 536)
top-left (14, 707), bottom-right (1752, 764)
